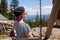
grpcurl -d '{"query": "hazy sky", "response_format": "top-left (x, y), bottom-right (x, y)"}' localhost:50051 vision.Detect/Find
top-left (7, 0), bottom-right (53, 15)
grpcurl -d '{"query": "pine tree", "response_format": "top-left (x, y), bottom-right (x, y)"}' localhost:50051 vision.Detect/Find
top-left (42, 15), bottom-right (45, 26)
top-left (26, 20), bottom-right (35, 28)
top-left (9, 0), bottom-right (18, 20)
top-left (40, 12), bottom-right (43, 25)
top-left (1, 0), bottom-right (8, 17)
top-left (35, 11), bottom-right (39, 27)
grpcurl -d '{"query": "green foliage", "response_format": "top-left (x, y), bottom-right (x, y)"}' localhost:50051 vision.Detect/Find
top-left (25, 14), bottom-right (48, 28)
top-left (25, 20), bottom-right (35, 28)
top-left (9, 0), bottom-right (18, 20)
top-left (42, 15), bottom-right (45, 26)
top-left (35, 13), bottom-right (39, 27)
top-left (9, 12), bottom-right (15, 20)
top-left (0, 0), bottom-right (48, 27)
top-left (1, 0), bottom-right (8, 17)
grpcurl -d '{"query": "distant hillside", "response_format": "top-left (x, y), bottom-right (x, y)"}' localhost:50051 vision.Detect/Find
top-left (26, 14), bottom-right (50, 20)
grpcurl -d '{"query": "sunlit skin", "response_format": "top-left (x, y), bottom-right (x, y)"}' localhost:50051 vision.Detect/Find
top-left (22, 11), bottom-right (27, 19)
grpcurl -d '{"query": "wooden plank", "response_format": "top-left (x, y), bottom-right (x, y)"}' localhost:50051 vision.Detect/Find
top-left (12, 37), bottom-right (39, 40)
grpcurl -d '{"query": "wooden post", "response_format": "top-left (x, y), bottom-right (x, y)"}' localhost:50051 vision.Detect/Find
top-left (43, 0), bottom-right (60, 40)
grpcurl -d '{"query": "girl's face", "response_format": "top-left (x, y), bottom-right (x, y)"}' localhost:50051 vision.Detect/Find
top-left (22, 11), bottom-right (27, 19)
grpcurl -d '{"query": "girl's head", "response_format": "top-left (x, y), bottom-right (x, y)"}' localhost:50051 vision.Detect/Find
top-left (14, 7), bottom-right (27, 22)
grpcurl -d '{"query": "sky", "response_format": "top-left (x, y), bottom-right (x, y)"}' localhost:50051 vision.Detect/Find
top-left (7, 0), bottom-right (53, 15)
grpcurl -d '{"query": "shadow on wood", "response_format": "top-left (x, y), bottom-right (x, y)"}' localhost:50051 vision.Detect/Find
top-left (12, 37), bottom-right (39, 40)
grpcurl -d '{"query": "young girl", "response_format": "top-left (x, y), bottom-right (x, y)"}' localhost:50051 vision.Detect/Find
top-left (14, 7), bottom-right (33, 38)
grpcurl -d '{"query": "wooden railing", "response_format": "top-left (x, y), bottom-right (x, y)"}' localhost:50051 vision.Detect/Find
top-left (12, 37), bottom-right (39, 40)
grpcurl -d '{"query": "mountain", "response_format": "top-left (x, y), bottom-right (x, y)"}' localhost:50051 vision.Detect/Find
top-left (26, 14), bottom-right (50, 20)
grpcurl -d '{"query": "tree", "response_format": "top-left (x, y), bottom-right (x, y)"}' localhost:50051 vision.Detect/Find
top-left (26, 20), bottom-right (35, 28)
top-left (9, 12), bottom-right (15, 20)
top-left (42, 15), bottom-right (45, 26)
top-left (35, 12), bottom-right (39, 27)
top-left (9, 0), bottom-right (18, 20)
top-left (1, 0), bottom-right (8, 17)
